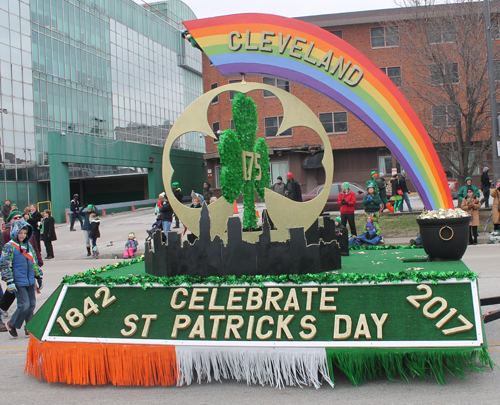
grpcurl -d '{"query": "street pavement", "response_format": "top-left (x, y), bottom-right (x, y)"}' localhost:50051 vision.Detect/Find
top-left (0, 205), bottom-right (499, 404)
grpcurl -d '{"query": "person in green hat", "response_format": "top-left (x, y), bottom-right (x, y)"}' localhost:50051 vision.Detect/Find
top-left (363, 182), bottom-right (382, 220)
top-left (457, 177), bottom-right (480, 207)
top-left (78, 204), bottom-right (100, 256)
top-left (172, 182), bottom-right (183, 229)
top-left (338, 182), bottom-right (357, 236)
top-left (368, 171), bottom-right (380, 194)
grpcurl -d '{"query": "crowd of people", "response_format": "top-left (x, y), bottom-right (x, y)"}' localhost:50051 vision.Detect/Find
top-left (267, 167), bottom-right (500, 246)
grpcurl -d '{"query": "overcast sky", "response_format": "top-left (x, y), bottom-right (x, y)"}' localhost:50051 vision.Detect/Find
top-left (138, 0), bottom-right (402, 19)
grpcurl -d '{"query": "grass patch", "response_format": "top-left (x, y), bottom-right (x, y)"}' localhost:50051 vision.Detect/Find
top-left (343, 209), bottom-right (496, 238)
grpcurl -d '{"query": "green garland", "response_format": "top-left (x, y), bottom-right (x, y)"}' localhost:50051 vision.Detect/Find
top-left (62, 254), bottom-right (477, 289)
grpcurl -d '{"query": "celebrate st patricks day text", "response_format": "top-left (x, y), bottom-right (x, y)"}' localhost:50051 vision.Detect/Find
top-left (52, 284), bottom-right (477, 343)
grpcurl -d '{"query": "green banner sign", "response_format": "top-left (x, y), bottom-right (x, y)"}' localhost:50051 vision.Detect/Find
top-left (42, 281), bottom-right (482, 347)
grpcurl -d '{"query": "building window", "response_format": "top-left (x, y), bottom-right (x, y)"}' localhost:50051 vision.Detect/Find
top-left (428, 22), bottom-right (456, 44)
top-left (212, 121), bottom-right (220, 137)
top-left (215, 166), bottom-right (222, 188)
top-left (319, 112), bottom-right (348, 133)
top-left (331, 30), bottom-right (343, 39)
top-left (380, 67), bottom-right (402, 87)
top-left (230, 120), bottom-right (235, 130)
top-left (262, 77), bottom-right (290, 97)
top-left (379, 156), bottom-right (401, 175)
top-left (432, 105), bottom-right (459, 127)
top-left (371, 26), bottom-right (399, 48)
top-left (228, 79), bottom-right (241, 100)
top-left (211, 83), bottom-right (218, 104)
top-left (265, 116), bottom-right (292, 137)
top-left (492, 19), bottom-right (499, 39)
top-left (430, 62), bottom-right (459, 85)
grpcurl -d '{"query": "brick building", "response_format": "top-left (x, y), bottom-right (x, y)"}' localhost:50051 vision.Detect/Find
top-left (202, 4), bottom-right (498, 197)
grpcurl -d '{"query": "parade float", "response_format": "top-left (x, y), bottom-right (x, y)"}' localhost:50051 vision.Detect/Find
top-left (24, 13), bottom-right (492, 388)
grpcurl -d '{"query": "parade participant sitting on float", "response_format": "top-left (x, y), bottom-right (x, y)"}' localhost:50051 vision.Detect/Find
top-left (363, 182), bottom-right (382, 221)
top-left (457, 177), bottom-right (480, 207)
top-left (349, 215), bottom-right (384, 246)
top-left (461, 187), bottom-right (481, 245)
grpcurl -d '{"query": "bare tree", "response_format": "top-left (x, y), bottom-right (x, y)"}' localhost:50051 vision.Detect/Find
top-left (393, 0), bottom-right (499, 185)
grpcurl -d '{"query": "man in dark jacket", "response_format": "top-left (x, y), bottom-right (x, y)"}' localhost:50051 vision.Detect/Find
top-left (2, 200), bottom-right (11, 224)
top-left (41, 209), bottom-right (56, 259)
top-left (376, 173), bottom-right (388, 210)
top-left (159, 196), bottom-right (173, 237)
top-left (172, 182), bottom-right (183, 228)
top-left (481, 167), bottom-right (492, 208)
top-left (271, 176), bottom-right (286, 196)
top-left (79, 204), bottom-right (100, 256)
top-left (399, 171), bottom-right (413, 212)
top-left (70, 194), bottom-right (83, 231)
top-left (27, 204), bottom-right (42, 251)
top-left (285, 172), bottom-right (302, 202)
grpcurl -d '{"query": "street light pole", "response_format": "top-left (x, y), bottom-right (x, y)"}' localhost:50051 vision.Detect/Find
top-left (484, 0), bottom-right (500, 183)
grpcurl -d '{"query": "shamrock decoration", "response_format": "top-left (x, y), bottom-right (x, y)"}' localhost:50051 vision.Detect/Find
top-left (218, 93), bottom-right (270, 230)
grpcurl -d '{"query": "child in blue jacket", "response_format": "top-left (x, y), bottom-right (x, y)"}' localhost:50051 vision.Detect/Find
top-left (1, 220), bottom-right (43, 338)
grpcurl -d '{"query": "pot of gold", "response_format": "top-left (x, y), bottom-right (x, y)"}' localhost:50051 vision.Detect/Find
top-left (416, 208), bottom-right (471, 261)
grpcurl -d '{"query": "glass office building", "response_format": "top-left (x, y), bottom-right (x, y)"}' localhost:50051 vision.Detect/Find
top-left (0, 0), bottom-right (203, 209)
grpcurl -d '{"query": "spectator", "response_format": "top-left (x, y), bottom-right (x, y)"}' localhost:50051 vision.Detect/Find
top-left (285, 172), bottom-right (302, 202)
top-left (89, 213), bottom-right (100, 258)
top-left (172, 182), bottom-right (183, 228)
top-left (369, 171), bottom-right (380, 194)
top-left (26, 205), bottom-right (42, 252)
top-left (390, 174), bottom-right (403, 212)
top-left (2, 199), bottom-right (11, 224)
top-left (124, 232), bottom-right (139, 259)
top-left (191, 195), bottom-right (202, 209)
top-left (457, 177), bottom-right (480, 207)
top-left (338, 182), bottom-right (357, 236)
top-left (159, 195), bottom-right (173, 237)
top-left (271, 176), bottom-right (286, 196)
top-left (461, 188), bottom-right (480, 245)
top-left (191, 190), bottom-right (205, 205)
top-left (334, 216), bottom-right (347, 236)
top-left (399, 171), bottom-right (413, 212)
top-left (0, 227), bottom-right (4, 332)
top-left (349, 215), bottom-right (383, 246)
top-left (481, 167), bottom-right (492, 208)
top-left (363, 182), bottom-right (382, 220)
top-left (79, 204), bottom-right (100, 256)
top-left (155, 192), bottom-right (165, 218)
top-left (0, 211), bottom-right (44, 319)
top-left (492, 180), bottom-right (500, 231)
top-left (69, 194), bottom-right (83, 231)
top-left (1, 220), bottom-right (43, 338)
top-left (376, 172), bottom-right (389, 210)
top-left (203, 182), bottom-right (214, 204)
top-left (41, 209), bottom-right (56, 259)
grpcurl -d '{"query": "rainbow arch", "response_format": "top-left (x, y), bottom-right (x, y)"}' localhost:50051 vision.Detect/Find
top-left (184, 14), bottom-right (453, 210)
